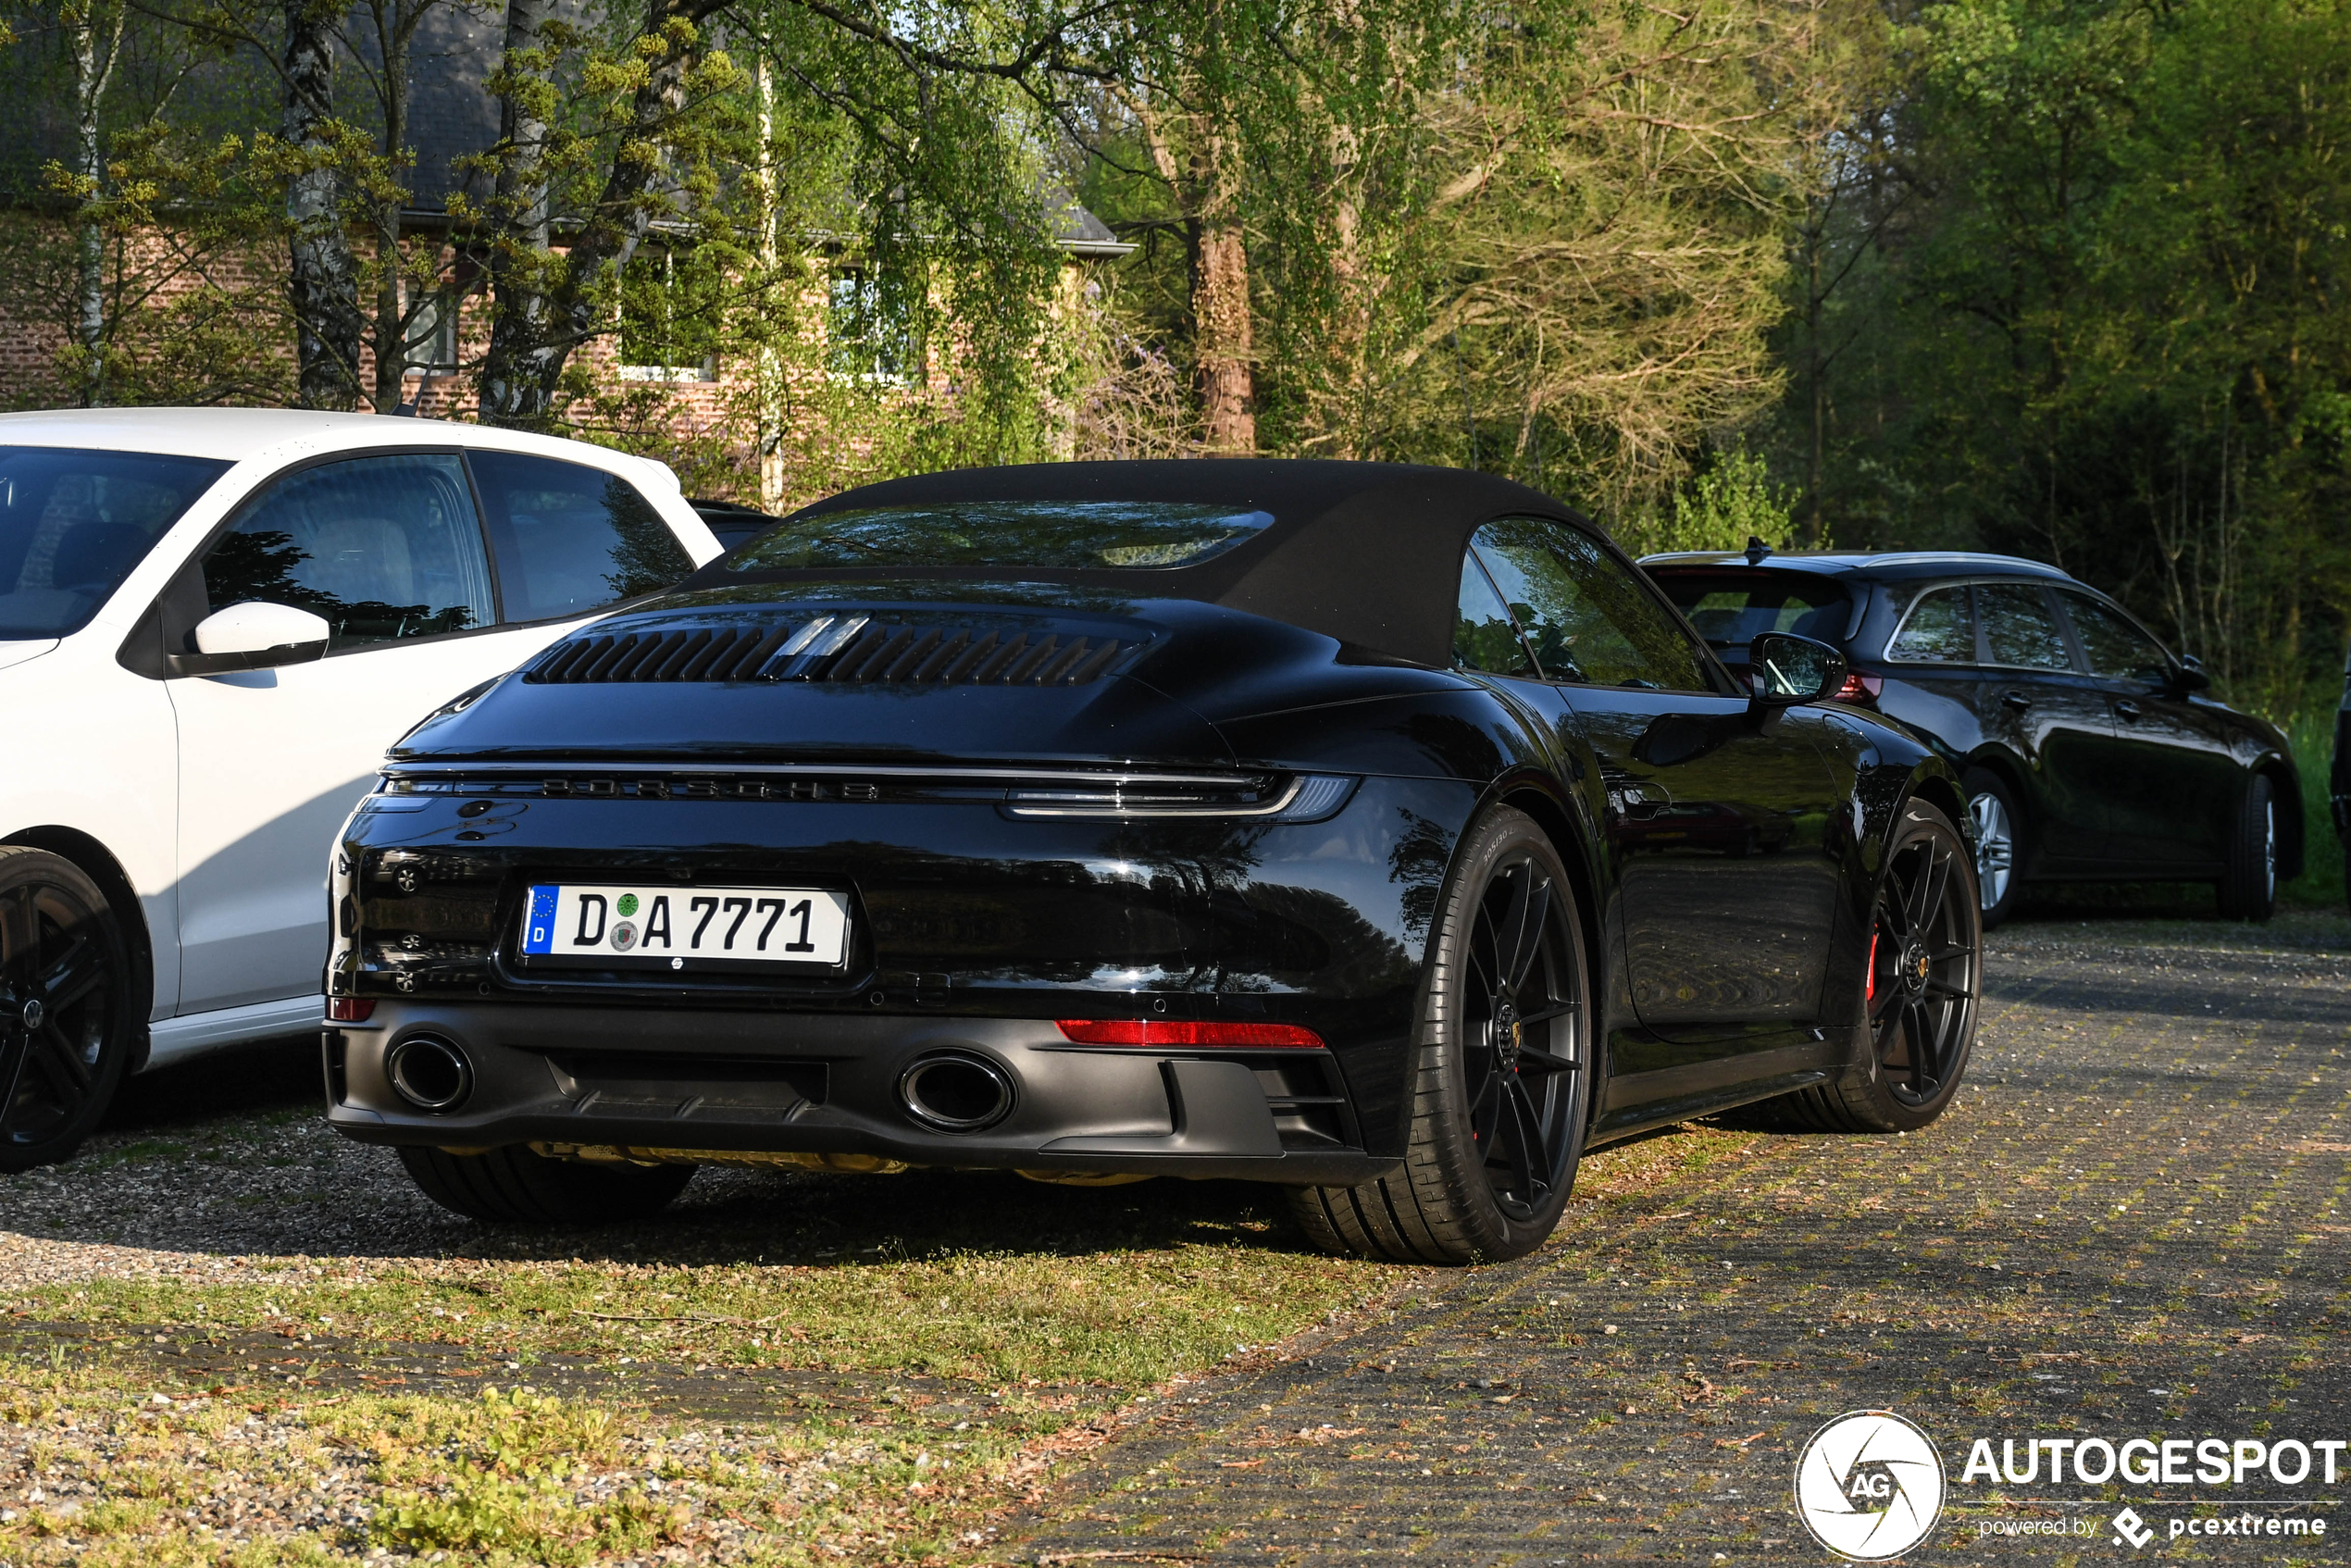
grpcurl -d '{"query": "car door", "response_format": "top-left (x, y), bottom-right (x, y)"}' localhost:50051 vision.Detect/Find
top-left (1464, 520), bottom-right (1848, 1047)
top-left (2057, 589), bottom-right (2237, 869)
top-left (1970, 579), bottom-right (2116, 869)
top-left (166, 448), bottom-right (697, 1014)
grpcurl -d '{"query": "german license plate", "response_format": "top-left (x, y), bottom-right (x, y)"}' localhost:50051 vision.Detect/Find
top-left (517, 883), bottom-right (851, 967)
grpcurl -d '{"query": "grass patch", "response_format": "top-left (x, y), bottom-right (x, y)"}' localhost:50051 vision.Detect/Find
top-left (14, 1174), bottom-right (1380, 1385)
top-left (0, 1175), bottom-right (1400, 1563)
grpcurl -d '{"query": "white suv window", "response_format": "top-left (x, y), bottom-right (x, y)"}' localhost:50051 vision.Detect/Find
top-left (199, 453), bottom-right (494, 649)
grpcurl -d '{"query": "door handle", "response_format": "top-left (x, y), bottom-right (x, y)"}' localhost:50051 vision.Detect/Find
top-left (2000, 691), bottom-right (2033, 711)
top-left (2114, 700), bottom-right (2142, 720)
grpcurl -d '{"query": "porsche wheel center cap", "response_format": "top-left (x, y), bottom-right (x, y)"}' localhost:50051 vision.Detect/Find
top-left (1899, 942), bottom-right (1930, 996)
top-left (1494, 1000), bottom-right (1522, 1069)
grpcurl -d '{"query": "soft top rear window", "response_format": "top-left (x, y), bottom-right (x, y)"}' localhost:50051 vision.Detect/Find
top-left (1652, 571), bottom-right (1850, 649)
top-left (725, 502), bottom-right (1275, 573)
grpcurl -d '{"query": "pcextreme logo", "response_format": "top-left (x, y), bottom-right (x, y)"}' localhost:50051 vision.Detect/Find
top-left (1794, 1410), bottom-right (1947, 1561)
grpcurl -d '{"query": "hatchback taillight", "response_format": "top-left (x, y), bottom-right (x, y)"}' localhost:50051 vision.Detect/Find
top-left (1831, 673), bottom-right (1884, 705)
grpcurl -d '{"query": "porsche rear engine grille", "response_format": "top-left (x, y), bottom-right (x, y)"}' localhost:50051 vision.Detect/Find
top-left (527, 615), bottom-right (1129, 687)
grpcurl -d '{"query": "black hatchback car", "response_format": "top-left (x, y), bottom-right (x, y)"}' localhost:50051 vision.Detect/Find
top-left (1644, 548), bottom-right (2298, 925)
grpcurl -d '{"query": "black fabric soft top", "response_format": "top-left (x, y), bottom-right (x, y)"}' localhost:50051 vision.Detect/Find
top-left (694, 459), bottom-right (1590, 670)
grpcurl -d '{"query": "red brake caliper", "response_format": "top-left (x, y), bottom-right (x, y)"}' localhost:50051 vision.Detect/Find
top-left (1866, 929), bottom-right (1878, 1005)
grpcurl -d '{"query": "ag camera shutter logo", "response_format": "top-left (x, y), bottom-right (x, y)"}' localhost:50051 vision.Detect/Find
top-left (1795, 1410), bottom-right (1947, 1560)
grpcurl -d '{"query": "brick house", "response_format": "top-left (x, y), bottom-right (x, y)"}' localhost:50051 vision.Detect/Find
top-left (0, 5), bottom-right (1130, 504)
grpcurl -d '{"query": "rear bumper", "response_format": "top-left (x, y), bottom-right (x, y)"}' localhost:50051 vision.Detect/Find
top-left (323, 1001), bottom-right (1395, 1186)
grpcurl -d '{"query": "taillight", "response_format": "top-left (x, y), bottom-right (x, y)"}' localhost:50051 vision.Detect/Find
top-left (1832, 672), bottom-right (1884, 705)
top-left (1055, 1019), bottom-right (1325, 1049)
top-left (327, 997), bottom-right (376, 1022)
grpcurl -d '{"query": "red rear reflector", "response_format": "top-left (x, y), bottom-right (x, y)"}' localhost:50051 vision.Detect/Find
top-left (1055, 1019), bottom-right (1325, 1049)
top-left (327, 997), bottom-right (376, 1023)
top-left (1832, 673), bottom-right (1884, 704)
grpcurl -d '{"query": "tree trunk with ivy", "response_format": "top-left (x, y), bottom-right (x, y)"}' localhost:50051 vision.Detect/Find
top-left (1191, 138), bottom-right (1254, 454)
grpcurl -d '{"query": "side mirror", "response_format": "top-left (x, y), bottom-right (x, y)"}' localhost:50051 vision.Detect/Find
top-left (2171, 653), bottom-right (2212, 694)
top-left (1748, 631), bottom-right (1847, 705)
top-left (168, 603), bottom-right (331, 677)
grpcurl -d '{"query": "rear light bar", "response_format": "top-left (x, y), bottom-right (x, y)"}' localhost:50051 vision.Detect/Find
top-left (327, 997), bottom-right (376, 1023)
top-left (1831, 673), bottom-right (1883, 705)
top-left (1055, 1019), bottom-right (1325, 1049)
top-left (1006, 774), bottom-right (1357, 823)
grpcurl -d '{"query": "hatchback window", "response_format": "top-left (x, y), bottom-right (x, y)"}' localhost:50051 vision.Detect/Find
top-left (1471, 518), bottom-right (1710, 691)
top-left (1886, 586), bottom-right (1974, 663)
top-left (1454, 551), bottom-right (1536, 677)
top-left (202, 454), bottom-right (493, 650)
top-left (471, 453), bottom-right (694, 622)
top-left (1977, 582), bottom-right (2071, 669)
top-left (2062, 591), bottom-right (2171, 681)
top-left (0, 447), bottom-right (228, 639)
top-left (1653, 572), bottom-right (1850, 650)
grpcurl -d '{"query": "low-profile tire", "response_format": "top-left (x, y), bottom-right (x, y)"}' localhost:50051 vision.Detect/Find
top-left (1960, 767), bottom-right (2023, 930)
top-left (0, 846), bottom-right (137, 1173)
top-left (2216, 774), bottom-right (2277, 922)
top-left (399, 1144), bottom-right (694, 1225)
top-left (1766, 798), bottom-right (1981, 1135)
top-left (1287, 805), bottom-right (1593, 1264)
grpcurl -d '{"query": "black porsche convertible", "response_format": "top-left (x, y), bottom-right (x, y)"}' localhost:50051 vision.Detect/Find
top-left (323, 462), bottom-right (1982, 1263)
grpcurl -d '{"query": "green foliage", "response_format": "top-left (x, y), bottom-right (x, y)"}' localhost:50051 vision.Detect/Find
top-left (1623, 445), bottom-right (1804, 559)
top-left (1766, 0), bottom-right (2351, 712)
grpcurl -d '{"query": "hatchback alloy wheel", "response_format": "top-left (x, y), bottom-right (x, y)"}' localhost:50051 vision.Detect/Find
top-left (0, 848), bottom-right (132, 1171)
top-left (1968, 790), bottom-right (2013, 912)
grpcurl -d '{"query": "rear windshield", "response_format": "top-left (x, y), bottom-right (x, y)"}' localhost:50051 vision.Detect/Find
top-left (1652, 571), bottom-right (1851, 650)
top-left (725, 502), bottom-right (1275, 573)
top-left (0, 446), bottom-right (230, 638)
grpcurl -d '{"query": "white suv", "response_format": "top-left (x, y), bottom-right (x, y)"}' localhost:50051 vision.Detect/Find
top-left (0, 409), bottom-right (723, 1168)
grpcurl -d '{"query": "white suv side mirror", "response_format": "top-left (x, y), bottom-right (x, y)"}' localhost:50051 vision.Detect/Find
top-left (169, 602), bottom-right (332, 676)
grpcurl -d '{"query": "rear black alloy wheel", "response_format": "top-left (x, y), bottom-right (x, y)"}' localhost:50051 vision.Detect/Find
top-left (0, 847), bottom-right (134, 1172)
top-left (1289, 806), bottom-right (1591, 1263)
top-left (1959, 766), bottom-right (2023, 929)
top-left (1770, 800), bottom-right (1980, 1134)
top-left (400, 1144), bottom-right (695, 1225)
top-left (2216, 774), bottom-right (2277, 922)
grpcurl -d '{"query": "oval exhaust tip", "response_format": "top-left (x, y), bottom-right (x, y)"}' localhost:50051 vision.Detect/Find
top-left (386, 1035), bottom-right (474, 1114)
top-left (898, 1053), bottom-right (1014, 1133)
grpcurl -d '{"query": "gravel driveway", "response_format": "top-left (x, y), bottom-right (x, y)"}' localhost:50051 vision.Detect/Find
top-left (3, 912), bottom-right (2345, 1563)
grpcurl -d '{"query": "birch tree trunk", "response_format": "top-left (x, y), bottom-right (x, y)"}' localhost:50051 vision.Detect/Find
top-left (754, 56), bottom-right (784, 508)
top-left (284, 0), bottom-right (363, 409)
top-left (67, 0), bottom-right (122, 407)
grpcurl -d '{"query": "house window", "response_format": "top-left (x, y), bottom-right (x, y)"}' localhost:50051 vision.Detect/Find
top-left (619, 248), bottom-right (721, 382)
top-left (403, 286), bottom-right (459, 372)
top-left (827, 269), bottom-right (921, 384)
